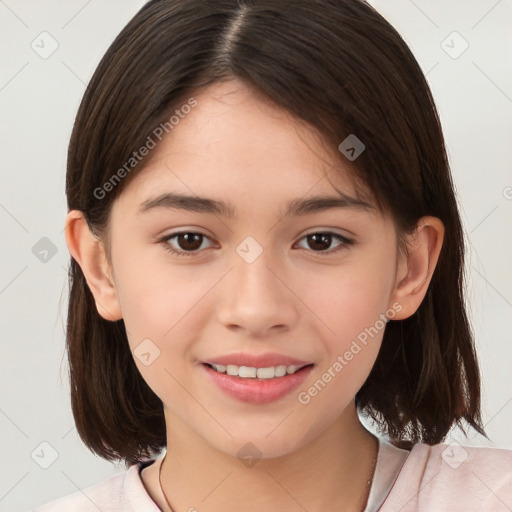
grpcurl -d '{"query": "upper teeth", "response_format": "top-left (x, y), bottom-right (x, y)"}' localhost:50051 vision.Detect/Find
top-left (209, 364), bottom-right (303, 379)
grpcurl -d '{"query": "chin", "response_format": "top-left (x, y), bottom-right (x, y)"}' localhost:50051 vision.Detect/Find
top-left (207, 428), bottom-right (310, 463)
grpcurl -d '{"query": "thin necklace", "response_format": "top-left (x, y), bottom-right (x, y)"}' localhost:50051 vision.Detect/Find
top-left (158, 454), bottom-right (175, 512)
top-left (158, 436), bottom-right (379, 512)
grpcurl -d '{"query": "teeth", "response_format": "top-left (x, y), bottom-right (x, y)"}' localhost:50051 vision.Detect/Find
top-left (226, 365), bottom-right (238, 376)
top-left (210, 363), bottom-right (304, 379)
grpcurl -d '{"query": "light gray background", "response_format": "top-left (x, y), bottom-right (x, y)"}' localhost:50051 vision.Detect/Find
top-left (1, 1), bottom-right (511, 510)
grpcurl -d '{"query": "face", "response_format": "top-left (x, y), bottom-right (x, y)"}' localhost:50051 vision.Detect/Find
top-left (105, 80), bottom-right (403, 459)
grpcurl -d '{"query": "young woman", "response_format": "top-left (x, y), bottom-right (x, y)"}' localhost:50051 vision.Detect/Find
top-left (35, 0), bottom-right (512, 510)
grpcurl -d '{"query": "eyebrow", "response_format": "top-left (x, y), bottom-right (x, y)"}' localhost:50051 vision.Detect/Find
top-left (138, 192), bottom-right (375, 218)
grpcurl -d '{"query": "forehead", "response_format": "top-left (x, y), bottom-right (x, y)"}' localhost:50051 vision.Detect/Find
top-left (115, 80), bottom-right (375, 214)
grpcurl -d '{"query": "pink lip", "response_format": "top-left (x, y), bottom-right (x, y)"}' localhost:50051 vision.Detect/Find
top-left (201, 363), bottom-right (314, 405)
top-left (203, 352), bottom-right (312, 368)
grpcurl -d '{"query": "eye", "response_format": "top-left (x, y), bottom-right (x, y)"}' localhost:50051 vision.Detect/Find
top-left (294, 231), bottom-right (353, 255)
top-left (159, 231), bottom-right (214, 257)
top-left (158, 230), bottom-right (353, 258)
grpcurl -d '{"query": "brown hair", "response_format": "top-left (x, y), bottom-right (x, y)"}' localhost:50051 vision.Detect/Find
top-left (65, 0), bottom-right (486, 467)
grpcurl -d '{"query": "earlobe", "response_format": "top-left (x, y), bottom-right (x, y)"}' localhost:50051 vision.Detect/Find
top-left (389, 216), bottom-right (445, 320)
top-left (64, 210), bottom-right (123, 321)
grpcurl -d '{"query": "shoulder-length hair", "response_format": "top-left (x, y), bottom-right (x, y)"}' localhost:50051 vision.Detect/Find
top-left (65, 0), bottom-right (486, 467)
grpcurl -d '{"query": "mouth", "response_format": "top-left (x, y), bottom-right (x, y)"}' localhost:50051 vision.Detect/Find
top-left (203, 362), bottom-right (313, 379)
top-left (201, 362), bottom-right (315, 404)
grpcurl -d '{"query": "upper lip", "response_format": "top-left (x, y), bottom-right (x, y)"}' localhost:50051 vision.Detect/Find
top-left (203, 352), bottom-right (313, 368)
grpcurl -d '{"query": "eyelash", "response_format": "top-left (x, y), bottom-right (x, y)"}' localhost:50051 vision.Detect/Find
top-left (158, 230), bottom-right (353, 258)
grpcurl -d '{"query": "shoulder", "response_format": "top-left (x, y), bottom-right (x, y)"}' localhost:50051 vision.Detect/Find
top-left (381, 442), bottom-right (512, 512)
top-left (33, 461), bottom-right (160, 512)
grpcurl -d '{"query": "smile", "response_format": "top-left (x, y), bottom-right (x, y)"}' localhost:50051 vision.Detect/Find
top-left (205, 363), bottom-right (308, 379)
top-left (202, 363), bottom-right (315, 404)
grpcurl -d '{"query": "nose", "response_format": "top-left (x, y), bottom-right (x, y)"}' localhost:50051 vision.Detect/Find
top-left (216, 248), bottom-right (300, 337)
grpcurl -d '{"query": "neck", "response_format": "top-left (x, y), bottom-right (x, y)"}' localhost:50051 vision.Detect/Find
top-left (157, 404), bottom-right (378, 512)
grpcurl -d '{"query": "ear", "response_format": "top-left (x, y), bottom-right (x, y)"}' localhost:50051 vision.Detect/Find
top-left (389, 216), bottom-right (445, 320)
top-left (64, 210), bottom-right (123, 321)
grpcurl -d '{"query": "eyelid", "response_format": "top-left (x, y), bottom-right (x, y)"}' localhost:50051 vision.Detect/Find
top-left (300, 227), bottom-right (353, 239)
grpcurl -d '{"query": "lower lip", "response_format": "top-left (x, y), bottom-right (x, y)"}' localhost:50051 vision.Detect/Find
top-left (201, 363), bottom-right (314, 405)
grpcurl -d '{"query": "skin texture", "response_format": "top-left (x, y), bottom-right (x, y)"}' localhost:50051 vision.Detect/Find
top-left (65, 80), bottom-right (444, 512)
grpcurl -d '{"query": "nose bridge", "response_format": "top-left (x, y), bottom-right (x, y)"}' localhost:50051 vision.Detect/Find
top-left (234, 245), bottom-right (278, 298)
top-left (216, 235), bottom-right (299, 334)
top-left (232, 236), bottom-right (283, 303)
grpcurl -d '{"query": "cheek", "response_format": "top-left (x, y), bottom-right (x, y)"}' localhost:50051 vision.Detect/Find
top-left (113, 258), bottom-right (212, 406)
top-left (294, 272), bottom-right (388, 419)
top-left (305, 258), bottom-right (394, 345)
top-left (112, 240), bottom-right (206, 337)
top-left (112, 250), bottom-right (221, 394)
top-left (296, 252), bottom-right (395, 401)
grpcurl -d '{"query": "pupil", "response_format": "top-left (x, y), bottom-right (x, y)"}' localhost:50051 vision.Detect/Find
top-left (308, 233), bottom-right (331, 251)
top-left (179, 233), bottom-right (202, 250)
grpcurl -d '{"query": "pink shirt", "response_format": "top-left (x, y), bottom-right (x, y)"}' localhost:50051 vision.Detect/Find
top-left (33, 440), bottom-right (512, 511)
